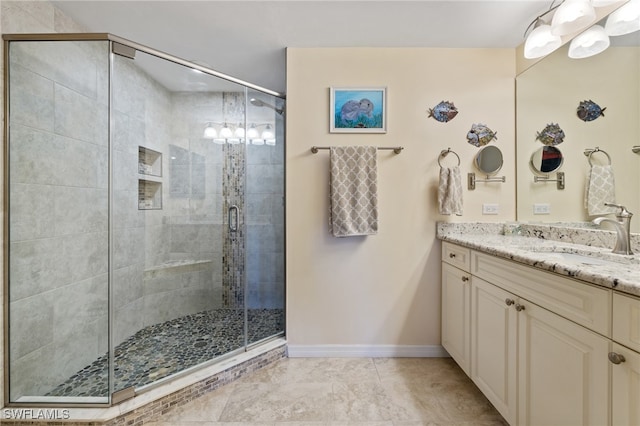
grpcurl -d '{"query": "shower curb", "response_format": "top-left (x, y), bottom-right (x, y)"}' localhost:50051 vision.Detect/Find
top-left (1, 340), bottom-right (287, 425)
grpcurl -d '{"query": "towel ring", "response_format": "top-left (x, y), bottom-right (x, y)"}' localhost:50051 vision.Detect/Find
top-left (585, 147), bottom-right (611, 166)
top-left (438, 148), bottom-right (461, 168)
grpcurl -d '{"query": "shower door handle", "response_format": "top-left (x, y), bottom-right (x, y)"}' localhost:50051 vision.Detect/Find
top-left (228, 205), bottom-right (239, 232)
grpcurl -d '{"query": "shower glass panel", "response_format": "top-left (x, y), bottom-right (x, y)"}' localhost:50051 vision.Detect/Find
top-left (5, 34), bottom-right (285, 405)
top-left (245, 92), bottom-right (285, 346)
top-left (6, 40), bottom-right (111, 403)
top-left (110, 50), bottom-right (251, 393)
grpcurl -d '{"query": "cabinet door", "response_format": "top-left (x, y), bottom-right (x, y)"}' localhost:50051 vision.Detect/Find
top-left (442, 262), bottom-right (471, 375)
top-left (518, 300), bottom-right (609, 426)
top-left (611, 342), bottom-right (640, 426)
top-left (471, 277), bottom-right (518, 425)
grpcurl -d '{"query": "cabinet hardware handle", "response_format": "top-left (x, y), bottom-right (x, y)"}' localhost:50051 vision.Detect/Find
top-left (515, 304), bottom-right (526, 312)
top-left (608, 352), bottom-right (626, 365)
top-left (461, 276), bottom-right (469, 282)
top-left (505, 299), bottom-right (515, 306)
top-left (449, 253), bottom-right (456, 258)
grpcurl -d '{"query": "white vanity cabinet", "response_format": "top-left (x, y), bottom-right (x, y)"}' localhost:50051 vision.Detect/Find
top-left (442, 242), bottom-right (613, 426)
top-left (441, 242), bottom-right (472, 375)
top-left (471, 276), bottom-right (518, 424)
top-left (611, 293), bottom-right (640, 425)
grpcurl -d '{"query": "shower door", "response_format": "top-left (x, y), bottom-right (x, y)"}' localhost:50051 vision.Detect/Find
top-left (5, 34), bottom-right (284, 405)
top-left (108, 48), bottom-right (285, 394)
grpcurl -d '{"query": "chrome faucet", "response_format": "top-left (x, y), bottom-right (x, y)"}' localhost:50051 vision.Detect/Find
top-left (592, 203), bottom-right (634, 255)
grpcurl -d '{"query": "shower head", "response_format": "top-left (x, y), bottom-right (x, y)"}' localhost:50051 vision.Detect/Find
top-left (250, 98), bottom-right (284, 115)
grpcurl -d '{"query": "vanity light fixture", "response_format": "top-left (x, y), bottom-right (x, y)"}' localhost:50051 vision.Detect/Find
top-left (524, 0), bottom-right (633, 60)
top-left (551, 0), bottom-right (597, 36)
top-left (203, 122), bottom-right (276, 145)
top-left (568, 24), bottom-right (611, 58)
top-left (604, 0), bottom-right (640, 35)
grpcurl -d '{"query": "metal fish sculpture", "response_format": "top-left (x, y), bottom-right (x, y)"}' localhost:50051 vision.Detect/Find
top-left (466, 123), bottom-right (497, 147)
top-left (577, 100), bottom-right (606, 122)
top-left (536, 123), bottom-right (565, 146)
top-left (428, 100), bottom-right (459, 123)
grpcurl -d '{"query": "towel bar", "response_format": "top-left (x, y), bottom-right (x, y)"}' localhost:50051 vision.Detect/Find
top-left (584, 147), bottom-right (611, 166)
top-left (311, 146), bottom-right (403, 154)
top-left (438, 148), bottom-right (460, 167)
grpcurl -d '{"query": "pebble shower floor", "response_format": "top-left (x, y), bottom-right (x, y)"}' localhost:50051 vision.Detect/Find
top-left (46, 308), bottom-right (284, 397)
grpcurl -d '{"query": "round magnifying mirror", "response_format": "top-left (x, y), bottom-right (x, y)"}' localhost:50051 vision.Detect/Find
top-left (530, 146), bottom-right (563, 174)
top-left (474, 145), bottom-right (503, 175)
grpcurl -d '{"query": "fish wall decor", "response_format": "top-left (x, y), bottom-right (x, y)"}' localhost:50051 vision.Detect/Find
top-left (536, 123), bottom-right (565, 146)
top-left (428, 100), bottom-right (458, 123)
top-left (466, 123), bottom-right (497, 147)
top-left (577, 100), bottom-right (606, 122)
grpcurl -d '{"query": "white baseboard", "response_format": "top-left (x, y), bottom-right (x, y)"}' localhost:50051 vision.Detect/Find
top-left (287, 344), bottom-right (449, 358)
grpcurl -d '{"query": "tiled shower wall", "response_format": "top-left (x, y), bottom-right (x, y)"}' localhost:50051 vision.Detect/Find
top-left (8, 40), bottom-right (111, 399)
top-left (245, 119), bottom-right (285, 309)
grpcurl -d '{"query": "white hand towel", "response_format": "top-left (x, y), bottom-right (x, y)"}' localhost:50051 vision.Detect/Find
top-left (584, 164), bottom-right (617, 216)
top-left (438, 166), bottom-right (463, 216)
top-left (329, 146), bottom-right (378, 237)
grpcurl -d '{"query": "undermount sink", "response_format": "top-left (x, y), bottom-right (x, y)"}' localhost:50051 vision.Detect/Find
top-left (516, 244), bottom-right (639, 266)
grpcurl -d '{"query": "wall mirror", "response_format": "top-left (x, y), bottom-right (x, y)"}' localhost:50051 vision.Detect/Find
top-left (530, 146), bottom-right (563, 174)
top-left (475, 145), bottom-right (503, 175)
top-left (516, 22), bottom-right (640, 231)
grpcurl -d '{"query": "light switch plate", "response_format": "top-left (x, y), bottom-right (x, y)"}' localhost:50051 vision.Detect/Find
top-left (534, 203), bottom-right (551, 214)
top-left (482, 203), bottom-right (499, 215)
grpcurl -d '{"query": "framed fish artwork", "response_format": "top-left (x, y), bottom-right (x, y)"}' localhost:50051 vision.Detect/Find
top-left (329, 87), bottom-right (387, 133)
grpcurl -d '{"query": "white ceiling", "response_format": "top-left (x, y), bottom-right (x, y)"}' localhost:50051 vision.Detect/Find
top-left (50, 1), bottom-right (564, 94)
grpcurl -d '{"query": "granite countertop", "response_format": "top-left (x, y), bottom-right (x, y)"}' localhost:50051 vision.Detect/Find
top-left (437, 222), bottom-right (640, 297)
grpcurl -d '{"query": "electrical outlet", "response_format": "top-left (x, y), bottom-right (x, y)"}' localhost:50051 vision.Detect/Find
top-left (533, 203), bottom-right (551, 215)
top-left (482, 203), bottom-right (499, 215)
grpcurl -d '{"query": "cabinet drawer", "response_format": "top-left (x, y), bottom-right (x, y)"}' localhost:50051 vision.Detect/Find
top-left (442, 242), bottom-right (471, 272)
top-left (471, 251), bottom-right (611, 336)
top-left (613, 293), bottom-right (640, 352)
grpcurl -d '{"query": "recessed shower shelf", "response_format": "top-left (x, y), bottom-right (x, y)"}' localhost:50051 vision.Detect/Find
top-left (139, 146), bottom-right (162, 177)
top-left (138, 179), bottom-right (162, 210)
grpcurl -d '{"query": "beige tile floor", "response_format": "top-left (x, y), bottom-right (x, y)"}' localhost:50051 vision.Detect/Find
top-left (147, 357), bottom-right (507, 426)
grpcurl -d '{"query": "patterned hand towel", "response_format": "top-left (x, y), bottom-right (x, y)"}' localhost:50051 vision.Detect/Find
top-left (584, 164), bottom-right (617, 216)
top-left (329, 146), bottom-right (378, 237)
top-left (438, 166), bottom-right (463, 216)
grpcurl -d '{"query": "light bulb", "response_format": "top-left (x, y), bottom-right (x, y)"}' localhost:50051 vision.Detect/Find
top-left (261, 124), bottom-right (274, 140)
top-left (246, 124), bottom-right (259, 139)
top-left (605, 0), bottom-right (640, 36)
top-left (203, 122), bottom-right (217, 139)
top-left (524, 23), bottom-right (562, 58)
top-left (551, 0), bottom-right (596, 36)
top-left (219, 123), bottom-right (233, 139)
top-left (568, 24), bottom-right (610, 58)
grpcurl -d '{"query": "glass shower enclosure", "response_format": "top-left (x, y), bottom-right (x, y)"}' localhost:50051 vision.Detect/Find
top-left (4, 34), bottom-right (285, 405)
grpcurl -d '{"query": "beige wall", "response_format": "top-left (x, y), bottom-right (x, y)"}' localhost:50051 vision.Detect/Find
top-left (286, 48), bottom-right (516, 354)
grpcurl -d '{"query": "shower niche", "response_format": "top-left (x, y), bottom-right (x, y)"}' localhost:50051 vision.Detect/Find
top-left (138, 146), bottom-right (163, 209)
top-left (4, 34), bottom-right (285, 406)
